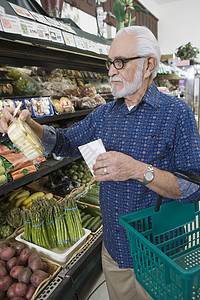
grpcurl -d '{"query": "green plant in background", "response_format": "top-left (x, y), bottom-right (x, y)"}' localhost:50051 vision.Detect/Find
top-left (175, 42), bottom-right (199, 61)
top-left (112, 0), bottom-right (148, 31)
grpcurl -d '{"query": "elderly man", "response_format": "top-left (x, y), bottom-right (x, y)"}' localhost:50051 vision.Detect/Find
top-left (0, 26), bottom-right (200, 299)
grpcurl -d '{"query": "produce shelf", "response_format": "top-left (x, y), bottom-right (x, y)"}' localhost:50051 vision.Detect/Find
top-left (0, 156), bottom-right (80, 197)
top-left (36, 227), bottom-right (103, 300)
top-left (34, 109), bottom-right (93, 124)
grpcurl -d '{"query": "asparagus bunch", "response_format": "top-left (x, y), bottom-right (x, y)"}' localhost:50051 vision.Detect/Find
top-left (44, 198), bottom-right (57, 247)
top-left (53, 202), bottom-right (71, 249)
top-left (64, 197), bottom-right (84, 245)
top-left (22, 209), bottom-right (32, 242)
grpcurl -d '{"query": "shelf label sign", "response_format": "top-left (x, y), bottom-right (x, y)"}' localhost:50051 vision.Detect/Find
top-left (0, 5), bottom-right (5, 18)
top-left (49, 27), bottom-right (64, 43)
top-left (62, 32), bottom-right (76, 47)
top-left (9, 3), bottom-right (35, 20)
top-left (29, 11), bottom-right (50, 26)
top-left (19, 19), bottom-right (39, 38)
top-left (1, 14), bottom-right (22, 34)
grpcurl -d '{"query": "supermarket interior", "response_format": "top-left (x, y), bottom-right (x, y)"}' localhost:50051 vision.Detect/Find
top-left (0, 0), bottom-right (200, 299)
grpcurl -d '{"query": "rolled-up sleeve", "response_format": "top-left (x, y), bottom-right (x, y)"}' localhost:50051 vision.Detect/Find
top-left (42, 125), bottom-right (56, 155)
top-left (177, 176), bottom-right (200, 200)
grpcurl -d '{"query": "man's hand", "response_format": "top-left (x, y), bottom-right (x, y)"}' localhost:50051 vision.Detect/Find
top-left (0, 107), bottom-right (31, 134)
top-left (93, 151), bottom-right (146, 182)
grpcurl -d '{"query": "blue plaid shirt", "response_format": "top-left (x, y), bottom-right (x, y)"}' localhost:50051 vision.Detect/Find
top-left (42, 82), bottom-right (200, 268)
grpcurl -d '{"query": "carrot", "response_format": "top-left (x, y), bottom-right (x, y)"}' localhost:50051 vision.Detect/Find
top-left (1, 152), bottom-right (32, 172)
top-left (10, 165), bottom-right (37, 181)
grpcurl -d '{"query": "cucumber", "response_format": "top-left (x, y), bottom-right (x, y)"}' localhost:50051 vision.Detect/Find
top-left (80, 211), bottom-right (86, 218)
top-left (87, 189), bottom-right (99, 197)
top-left (87, 216), bottom-right (101, 230)
top-left (82, 214), bottom-right (91, 223)
top-left (85, 207), bottom-right (102, 217)
top-left (91, 219), bottom-right (102, 232)
top-left (81, 195), bottom-right (99, 206)
top-left (77, 203), bottom-right (87, 210)
top-left (83, 216), bottom-right (95, 228)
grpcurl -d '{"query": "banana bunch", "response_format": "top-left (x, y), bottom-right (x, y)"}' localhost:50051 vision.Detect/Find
top-left (8, 189), bottom-right (53, 209)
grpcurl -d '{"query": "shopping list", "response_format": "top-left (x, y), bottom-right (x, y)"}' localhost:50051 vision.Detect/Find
top-left (78, 139), bottom-right (106, 176)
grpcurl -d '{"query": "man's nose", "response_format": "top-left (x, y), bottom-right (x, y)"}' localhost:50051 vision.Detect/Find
top-left (108, 64), bottom-right (119, 77)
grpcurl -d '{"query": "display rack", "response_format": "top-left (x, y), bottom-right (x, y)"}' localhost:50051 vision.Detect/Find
top-left (0, 1), bottom-right (107, 297)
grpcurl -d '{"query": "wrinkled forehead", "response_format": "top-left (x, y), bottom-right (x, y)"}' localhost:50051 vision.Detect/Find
top-left (109, 33), bottom-right (138, 58)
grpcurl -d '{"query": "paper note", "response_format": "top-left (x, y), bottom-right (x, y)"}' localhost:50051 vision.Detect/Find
top-left (78, 139), bottom-right (106, 176)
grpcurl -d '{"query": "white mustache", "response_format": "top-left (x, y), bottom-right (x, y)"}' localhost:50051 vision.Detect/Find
top-left (110, 77), bottom-right (123, 83)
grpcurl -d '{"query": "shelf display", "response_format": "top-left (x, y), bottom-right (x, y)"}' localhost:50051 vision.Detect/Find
top-left (0, 1), bottom-right (108, 298)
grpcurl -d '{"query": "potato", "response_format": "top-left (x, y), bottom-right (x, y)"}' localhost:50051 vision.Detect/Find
top-left (18, 248), bottom-right (31, 266)
top-left (25, 284), bottom-right (36, 300)
top-left (28, 257), bottom-right (43, 272)
top-left (0, 247), bottom-right (15, 261)
top-left (0, 266), bottom-right (7, 279)
top-left (6, 256), bottom-right (19, 271)
top-left (0, 275), bottom-right (13, 291)
top-left (0, 290), bottom-right (5, 300)
top-left (0, 260), bottom-right (5, 268)
top-left (11, 242), bottom-right (26, 257)
top-left (30, 270), bottom-right (49, 287)
top-left (42, 261), bottom-right (48, 272)
top-left (18, 267), bottom-right (32, 285)
top-left (10, 266), bottom-right (24, 279)
top-left (9, 297), bottom-right (25, 300)
top-left (27, 252), bottom-right (39, 265)
top-left (0, 244), bottom-right (9, 256)
top-left (0, 240), bottom-right (9, 246)
top-left (6, 282), bottom-right (17, 298)
top-left (13, 282), bottom-right (28, 297)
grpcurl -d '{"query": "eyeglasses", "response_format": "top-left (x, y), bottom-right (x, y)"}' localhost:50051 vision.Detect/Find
top-left (106, 56), bottom-right (146, 70)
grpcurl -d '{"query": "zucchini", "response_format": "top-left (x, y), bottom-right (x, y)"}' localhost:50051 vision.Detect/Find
top-left (81, 214), bottom-right (91, 223)
top-left (87, 216), bottom-right (101, 230)
top-left (83, 216), bottom-right (95, 228)
top-left (91, 219), bottom-right (102, 232)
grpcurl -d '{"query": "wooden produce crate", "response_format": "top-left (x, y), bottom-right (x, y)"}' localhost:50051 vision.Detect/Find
top-left (31, 257), bottom-right (61, 300)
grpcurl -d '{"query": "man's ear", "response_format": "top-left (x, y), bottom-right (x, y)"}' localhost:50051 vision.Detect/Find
top-left (143, 56), bottom-right (157, 78)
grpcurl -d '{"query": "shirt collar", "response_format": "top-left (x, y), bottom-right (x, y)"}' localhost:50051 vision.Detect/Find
top-left (111, 81), bottom-right (160, 111)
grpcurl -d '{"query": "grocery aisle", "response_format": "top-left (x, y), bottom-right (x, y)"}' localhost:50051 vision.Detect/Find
top-left (85, 271), bottom-right (109, 300)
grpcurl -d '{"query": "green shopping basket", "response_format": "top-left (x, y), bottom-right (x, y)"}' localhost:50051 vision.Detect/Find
top-left (119, 198), bottom-right (200, 300)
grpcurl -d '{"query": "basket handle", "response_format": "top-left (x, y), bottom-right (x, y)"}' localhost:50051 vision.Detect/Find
top-left (154, 170), bottom-right (200, 212)
top-left (154, 194), bottom-right (163, 212)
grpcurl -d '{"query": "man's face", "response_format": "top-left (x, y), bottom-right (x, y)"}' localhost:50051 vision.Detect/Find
top-left (108, 33), bottom-right (144, 98)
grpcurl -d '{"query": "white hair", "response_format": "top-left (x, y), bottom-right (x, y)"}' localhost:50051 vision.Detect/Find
top-left (115, 26), bottom-right (161, 79)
